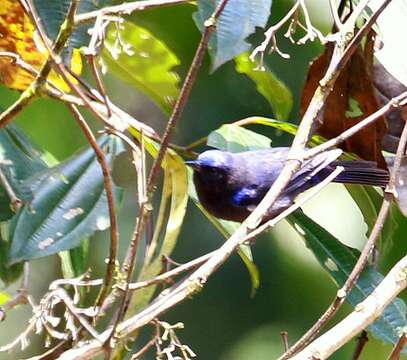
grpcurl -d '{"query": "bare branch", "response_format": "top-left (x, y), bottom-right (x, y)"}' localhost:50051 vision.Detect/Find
top-left (0, 262), bottom-right (30, 321)
top-left (111, 0), bottom-right (234, 341)
top-left (289, 253), bottom-right (407, 359)
top-left (387, 330), bottom-right (407, 360)
top-left (280, 91), bottom-right (407, 360)
top-left (351, 331), bottom-right (369, 360)
top-left (67, 105), bottom-right (119, 309)
top-left (75, 0), bottom-right (189, 25)
top-left (57, 1), bottom-right (391, 357)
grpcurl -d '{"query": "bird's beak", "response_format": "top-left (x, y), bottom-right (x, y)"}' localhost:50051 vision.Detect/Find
top-left (185, 160), bottom-right (201, 171)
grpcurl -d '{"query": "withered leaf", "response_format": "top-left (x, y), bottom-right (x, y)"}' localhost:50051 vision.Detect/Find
top-left (301, 43), bottom-right (387, 168)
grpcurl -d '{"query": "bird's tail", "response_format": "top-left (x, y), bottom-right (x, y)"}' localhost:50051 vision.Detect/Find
top-left (332, 161), bottom-right (389, 187)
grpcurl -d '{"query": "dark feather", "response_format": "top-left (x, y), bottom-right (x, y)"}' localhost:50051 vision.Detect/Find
top-left (188, 148), bottom-right (389, 222)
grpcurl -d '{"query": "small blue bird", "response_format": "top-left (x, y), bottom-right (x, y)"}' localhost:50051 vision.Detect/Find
top-left (186, 148), bottom-right (389, 222)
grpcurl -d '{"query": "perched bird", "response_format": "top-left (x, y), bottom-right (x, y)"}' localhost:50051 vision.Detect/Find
top-left (186, 148), bottom-right (389, 223)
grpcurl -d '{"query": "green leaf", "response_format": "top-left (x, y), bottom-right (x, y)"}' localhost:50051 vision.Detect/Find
top-left (208, 124), bottom-right (271, 152)
top-left (234, 116), bottom-right (329, 146)
top-left (346, 98), bottom-right (364, 118)
top-left (235, 53), bottom-right (293, 120)
top-left (0, 125), bottom-right (48, 221)
top-left (33, 0), bottom-right (112, 50)
top-left (102, 21), bottom-right (180, 114)
top-left (8, 135), bottom-right (125, 264)
top-left (0, 291), bottom-right (10, 306)
top-left (194, 0), bottom-right (272, 71)
top-left (126, 134), bottom-right (189, 310)
top-left (289, 211), bottom-right (407, 347)
top-left (59, 239), bottom-right (90, 278)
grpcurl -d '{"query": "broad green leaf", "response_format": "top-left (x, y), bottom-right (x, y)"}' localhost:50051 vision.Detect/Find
top-left (289, 211), bottom-right (407, 347)
top-left (208, 124), bottom-right (271, 152)
top-left (0, 125), bottom-right (48, 221)
top-left (8, 135), bottom-right (125, 264)
top-left (235, 53), bottom-right (293, 120)
top-left (102, 21), bottom-right (180, 114)
top-left (33, 0), bottom-right (112, 50)
top-left (194, 0), bottom-right (272, 70)
top-left (0, 291), bottom-right (10, 306)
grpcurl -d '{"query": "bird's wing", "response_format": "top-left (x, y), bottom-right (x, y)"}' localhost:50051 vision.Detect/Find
top-left (285, 149), bottom-right (342, 194)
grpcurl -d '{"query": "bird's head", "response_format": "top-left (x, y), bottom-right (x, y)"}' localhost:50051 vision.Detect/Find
top-left (186, 150), bottom-right (233, 184)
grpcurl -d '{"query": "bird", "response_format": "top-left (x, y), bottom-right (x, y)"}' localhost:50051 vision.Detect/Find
top-left (186, 148), bottom-right (389, 223)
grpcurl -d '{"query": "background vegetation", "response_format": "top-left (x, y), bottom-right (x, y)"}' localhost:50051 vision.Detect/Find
top-left (1, 0), bottom-right (407, 359)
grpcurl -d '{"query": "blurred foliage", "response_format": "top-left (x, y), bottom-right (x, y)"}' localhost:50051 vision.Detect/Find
top-left (235, 52), bottom-right (293, 120)
top-left (194, 0), bottom-right (272, 70)
top-left (0, 0), bottom-right (406, 359)
top-left (102, 21), bottom-right (181, 114)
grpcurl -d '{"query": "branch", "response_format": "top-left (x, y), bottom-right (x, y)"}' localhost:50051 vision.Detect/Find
top-left (107, 0), bottom-right (233, 345)
top-left (75, 0), bottom-right (189, 25)
top-left (306, 91), bottom-right (407, 160)
top-left (387, 330), bottom-right (407, 360)
top-left (289, 253), bottom-right (407, 359)
top-left (0, 0), bottom-right (79, 128)
top-left (127, 250), bottom-right (217, 291)
top-left (67, 105), bottom-right (119, 308)
top-left (280, 93), bottom-right (407, 359)
top-left (58, 1), bottom-right (387, 358)
top-left (0, 262), bottom-right (30, 321)
top-left (351, 331), bottom-right (369, 360)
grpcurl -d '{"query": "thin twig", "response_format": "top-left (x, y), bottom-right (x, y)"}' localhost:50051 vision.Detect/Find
top-left (75, 0), bottom-right (189, 25)
top-left (243, 166), bottom-right (344, 242)
top-left (351, 331), bottom-right (369, 360)
top-left (281, 331), bottom-right (289, 352)
top-left (0, 166), bottom-right (22, 212)
top-left (289, 253), bottom-right (407, 359)
top-left (329, 0), bottom-right (343, 30)
top-left (127, 250), bottom-right (217, 291)
top-left (131, 337), bottom-right (156, 359)
top-left (279, 92), bottom-right (407, 360)
top-left (0, 0), bottom-right (79, 128)
top-left (55, 288), bottom-right (102, 342)
top-left (23, 0), bottom-right (116, 130)
top-left (58, 2), bottom-right (390, 358)
top-left (146, 10), bottom-right (224, 193)
top-left (111, 0), bottom-right (233, 342)
top-left (67, 105), bottom-right (119, 309)
top-left (0, 262), bottom-right (30, 321)
top-left (387, 331), bottom-right (407, 360)
top-left (87, 55), bottom-right (112, 118)
top-left (305, 92), bottom-right (407, 160)
top-left (251, 0), bottom-right (301, 62)
top-left (131, 321), bottom-right (161, 359)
